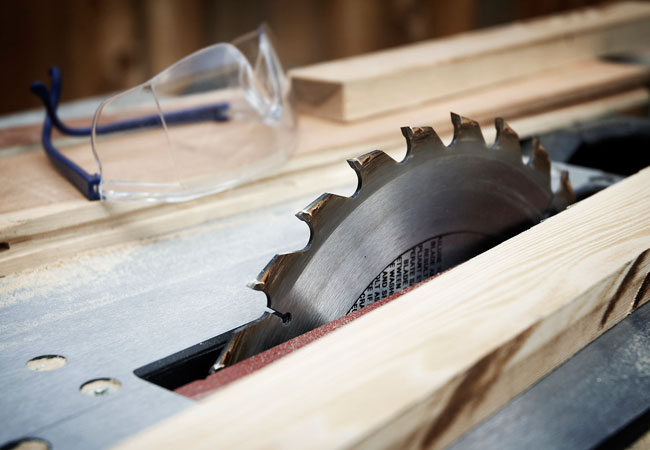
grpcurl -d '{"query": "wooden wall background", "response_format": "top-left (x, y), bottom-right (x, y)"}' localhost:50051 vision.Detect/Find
top-left (0, 0), bottom-right (606, 115)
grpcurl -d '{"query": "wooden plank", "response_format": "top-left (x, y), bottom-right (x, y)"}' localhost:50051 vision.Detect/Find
top-left (2, 60), bottom-right (646, 214)
top-left (504, 88), bottom-right (650, 139)
top-left (297, 60), bottom-right (649, 158)
top-left (115, 167), bottom-right (650, 450)
top-left (0, 61), bottom-right (648, 276)
top-left (290, 2), bottom-right (650, 121)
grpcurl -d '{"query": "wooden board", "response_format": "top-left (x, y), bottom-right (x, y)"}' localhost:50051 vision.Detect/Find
top-left (2, 61), bottom-right (646, 214)
top-left (114, 165), bottom-right (650, 450)
top-left (0, 60), bottom-right (648, 276)
top-left (291, 2), bottom-right (650, 121)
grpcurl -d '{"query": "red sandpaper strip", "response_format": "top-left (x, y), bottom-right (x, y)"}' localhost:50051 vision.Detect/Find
top-left (175, 275), bottom-right (439, 401)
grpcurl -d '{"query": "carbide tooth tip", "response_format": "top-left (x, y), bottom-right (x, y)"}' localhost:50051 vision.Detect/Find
top-left (450, 113), bottom-right (485, 145)
top-left (295, 210), bottom-right (312, 223)
top-left (347, 156), bottom-right (363, 167)
top-left (402, 126), bottom-right (436, 140)
top-left (550, 170), bottom-right (576, 212)
top-left (402, 125), bottom-right (445, 159)
top-left (347, 151), bottom-right (397, 195)
top-left (259, 252), bottom-right (303, 289)
top-left (494, 117), bottom-right (516, 136)
top-left (529, 138), bottom-right (551, 180)
top-left (363, 150), bottom-right (395, 165)
top-left (560, 170), bottom-right (570, 184)
top-left (410, 126), bottom-right (429, 135)
top-left (301, 196), bottom-right (327, 226)
top-left (560, 170), bottom-right (576, 197)
top-left (493, 117), bottom-right (522, 159)
top-left (247, 280), bottom-right (266, 291)
top-left (401, 126), bottom-right (415, 138)
top-left (348, 150), bottom-right (396, 174)
top-left (299, 192), bottom-right (349, 231)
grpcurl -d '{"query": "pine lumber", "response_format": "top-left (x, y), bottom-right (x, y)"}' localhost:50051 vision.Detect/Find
top-left (1, 61), bottom-right (645, 214)
top-left (291, 2), bottom-right (650, 121)
top-left (115, 166), bottom-right (650, 450)
top-left (0, 61), bottom-right (648, 276)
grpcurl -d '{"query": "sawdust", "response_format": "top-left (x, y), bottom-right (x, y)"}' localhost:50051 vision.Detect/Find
top-left (0, 201), bottom-right (268, 307)
top-left (0, 243), bottom-right (139, 308)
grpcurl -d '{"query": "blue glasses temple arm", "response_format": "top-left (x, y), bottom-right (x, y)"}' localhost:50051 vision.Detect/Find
top-left (31, 67), bottom-right (101, 199)
top-left (30, 66), bottom-right (230, 201)
top-left (40, 116), bottom-right (102, 200)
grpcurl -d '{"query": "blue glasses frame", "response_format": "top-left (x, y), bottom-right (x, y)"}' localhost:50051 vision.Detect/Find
top-left (30, 67), bottom-right (230, 200)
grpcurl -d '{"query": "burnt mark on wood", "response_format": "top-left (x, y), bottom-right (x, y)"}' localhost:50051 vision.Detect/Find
top-left (417, 325), bottom-right (536, 449)
top-left (600, 249), bottom-right (650, 327)
top-left (632, 271), bottom-right (650, 311)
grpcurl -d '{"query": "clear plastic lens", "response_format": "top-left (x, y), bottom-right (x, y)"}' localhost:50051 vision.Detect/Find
top-left (91, 25), bottom-right (296, 202)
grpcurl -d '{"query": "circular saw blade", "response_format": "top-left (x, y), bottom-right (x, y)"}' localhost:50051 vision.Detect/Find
top-left (220, 113), bottom-right (574, 366)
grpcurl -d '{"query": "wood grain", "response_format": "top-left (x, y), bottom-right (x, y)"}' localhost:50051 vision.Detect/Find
top-left (2, 60), bottom-right (646, 213)
top-left (0, 61), bottom-right (648, 276)
top-left (114, 165), bottom-right (650, 450)
top-left (291, 1), bottom-right (650, 120)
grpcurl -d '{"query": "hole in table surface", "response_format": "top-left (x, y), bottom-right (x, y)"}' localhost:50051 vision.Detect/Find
top-left (0, 437), bottom-right (51, 450)
top-left (26, 355), bottom-right (66, 372)
top-left (79, 378), bottom-right (121, 397)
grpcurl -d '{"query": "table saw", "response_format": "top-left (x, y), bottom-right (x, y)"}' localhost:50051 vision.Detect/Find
top-left (1, 3), bottom-right (650, 449)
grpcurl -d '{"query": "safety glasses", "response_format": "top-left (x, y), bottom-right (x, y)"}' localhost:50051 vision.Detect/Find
top-left (31, 25), bottom-right (296, 201)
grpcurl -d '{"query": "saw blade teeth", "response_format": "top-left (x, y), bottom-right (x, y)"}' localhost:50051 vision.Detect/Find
top-left (401, 126), bottom-right (444, 158)
top-left (550, 170), bottom-right (576, 213)
top-left (299, 192), bottom-right (349, 232)
top-left (450, 112), bottom-right (486, 146)
top-left (493, 117), bottom-right (523, 159)
top-left (256, 253), bottom-right (302, 294)
top-left (255, 193), bottom-right (351, 297)
top-left (247, 279), bottom-right (266, 291)
top-left (348, 150), bottom-right (398, 185)
top-left (529, 137), bottom-right (552, 183)
top-left (227, 117), bottom-right (576, 368)
top-left (560, 169), bottom-right (575, 198)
